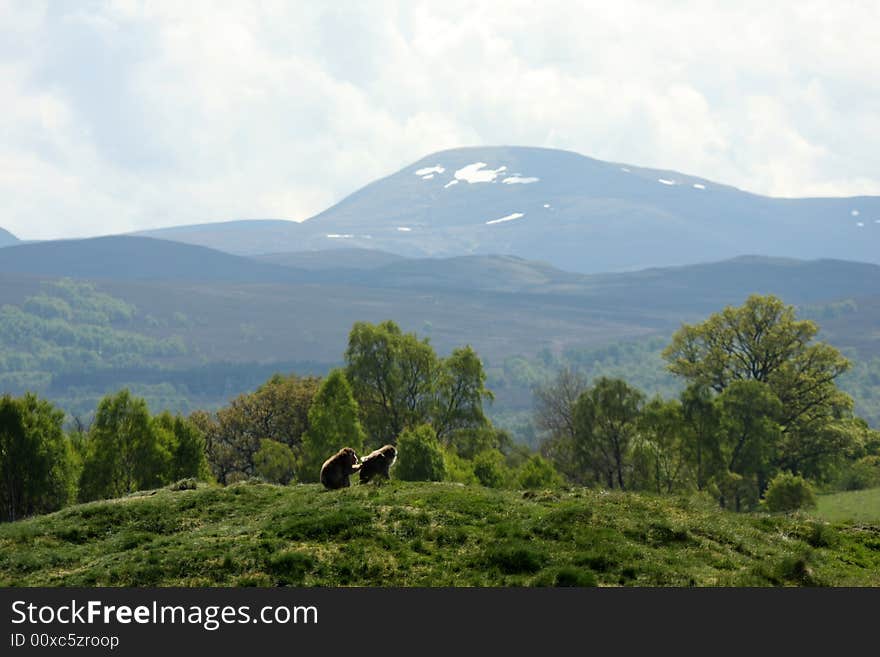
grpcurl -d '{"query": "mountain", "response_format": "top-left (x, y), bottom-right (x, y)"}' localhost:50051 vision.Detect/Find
top-left (0, 227), bottom-right (19, 248)
top-left (0, 235), bottom-right (305, 283)
top-left (131, 146), bottom-right (880, 273)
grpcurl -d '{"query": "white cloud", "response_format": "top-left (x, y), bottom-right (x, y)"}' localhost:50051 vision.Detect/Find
top-left (0, 1), bottom-right (878, 239)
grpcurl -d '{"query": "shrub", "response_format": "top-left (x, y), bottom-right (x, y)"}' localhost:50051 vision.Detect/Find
top-left (472, 450), bottom-right (509, 488)
top-left (443, 449), bottom-right (478, 485)
top-left (266, 550), bottom-right (316, 585)
top-left (763, 472), bottom-right (817, 512)
top-left (485, 542), bottom-right (547, 574)
top-left (515, 455), bottom-right (564, 490)
top-left (167, 478), bottom-right (198, 491)
top-left (394, 425), bottom-right (446, 482)
top-left (552, 567), bottom-right (597, 587)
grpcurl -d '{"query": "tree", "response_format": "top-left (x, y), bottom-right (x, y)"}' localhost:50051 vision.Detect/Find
top-left (153, 412), bottom-right (209, 482)
top-left (679, 384), bottom-right (722, 491)
top-left (254, 439), bottom-right (297, 485)
top-left (78, 390), bottom-right (170, 501)
top-left (635, 397), bottom-right (687, 494)
top-left (432, 346), bottom-right (494, 442)
top-left (448, 425), bottom-right (512, 460)
top-left (714, 380), bottom-right (783, 508)
top-left (0, 394), bottom-right (73, 522)
top-left (299, 370), bottom-right (366, 483)
top-left (345, 321), bottom-right (437, 447)
top-left (572, 377), bottom-right (644, 490)
top-left (535, 367), bottom-right (587, 444)
top-left (663, 295), bottom-right (854, 479)
top-left (394, 424), bottom-right (446, 481)
top-left (196, 374), bottom-right (320, 484)
top-left (535, 368), bottom-right (589, 483)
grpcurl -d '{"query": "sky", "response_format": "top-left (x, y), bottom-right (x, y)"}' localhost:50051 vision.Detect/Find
top-left (2, 1), bottom-right (879, 240)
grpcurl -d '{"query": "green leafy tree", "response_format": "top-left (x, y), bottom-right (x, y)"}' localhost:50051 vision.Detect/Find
top-left (714, 380), bottom-right (783, 508)
top-left (663, 295), bottom-right (854, 478)
top-left (299, 370), bottom-right (366, 483)
top-left (196, 374), bottom-right (320, 484)
top-left (394, 424), bottom-right (446, 481)
top-left (572, 377), bottom-right (645, 490)
top-left (345, 321), bottom-right (437, 447)
top-left (680, 384), bottom-right (722, 491)
top-left (78, 390), bottom-right (171, 501)
top-left (432, 346), bottom-right (494, 442)
top-left (0, 394), bottom-right (73, 522)
top-left (448, 425), bottom-right (512, 460)
top-left (153, 412), bottom-right (209, 481)
top-left (635, 397), bottom-right (687, 493)
top-left (254, 439), bottom-right (298, 485)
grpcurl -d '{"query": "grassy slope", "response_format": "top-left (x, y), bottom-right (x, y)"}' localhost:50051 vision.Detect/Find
top-left (815, 488), bottom-right (880, 524)
top-left (1, 482), bottom-right (879, 587)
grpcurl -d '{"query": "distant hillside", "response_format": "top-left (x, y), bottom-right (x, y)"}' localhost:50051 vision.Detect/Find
top-left (2, 482), bottom-right (878, 586)
top-left (0, 235), bottom-right (304, 283)
top-left (128, 146), bottom-right (880, 273)
top-left (308, 253), bottom-right (880, 309)
top-left (134, 219), bottom-right (301, 256)
top-left (254, 248), bottom-right (407, 271)
top-left (1, 251), bottom-right (879, 366)
top-left (0, 227), bottom-right (19, 248)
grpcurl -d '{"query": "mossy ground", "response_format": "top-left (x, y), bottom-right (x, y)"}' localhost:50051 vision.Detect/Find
top-left (1, 481), bottom-right (879, 587)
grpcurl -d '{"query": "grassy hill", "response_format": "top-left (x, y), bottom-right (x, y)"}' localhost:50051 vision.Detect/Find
top-left (1, 482), bottom-right (878, 587)
top-left (815, 488), bottom-right (880, 524)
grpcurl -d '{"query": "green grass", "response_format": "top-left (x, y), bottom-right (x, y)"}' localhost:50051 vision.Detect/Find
top-left (814, 487), bottom-right (880, 524)
top-left (1, 481), bottom-right (879, 587)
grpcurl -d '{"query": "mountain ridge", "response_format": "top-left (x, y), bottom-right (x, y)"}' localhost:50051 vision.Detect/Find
top-left (127, 146), bottom-right (880, 272)
top-left (0, 226), bottom-right (19, 248)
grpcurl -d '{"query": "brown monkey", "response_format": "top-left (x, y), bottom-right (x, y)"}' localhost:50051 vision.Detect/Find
top-left (320, 447), bottom-right (361, 490)
top-left (358, 444), bottom-right (397, 484)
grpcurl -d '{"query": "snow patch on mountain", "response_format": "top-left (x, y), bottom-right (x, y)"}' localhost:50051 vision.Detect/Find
top-left (415, 166), bottom-right (445, 176)
top-left (693, 183), bottom-right (706, 190)
top-left (486, 212), bottom-right (524, 225)
top-left (658, 178), bottom-right (676, 186)
top-left (444, 180), bottom-right (459, 189)
top-left (455, 162), bottom-right (508, 184)
top-left (397, 227), bottom-right (412, 232)
top-left (502, 176), bottom-right (539, 184)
